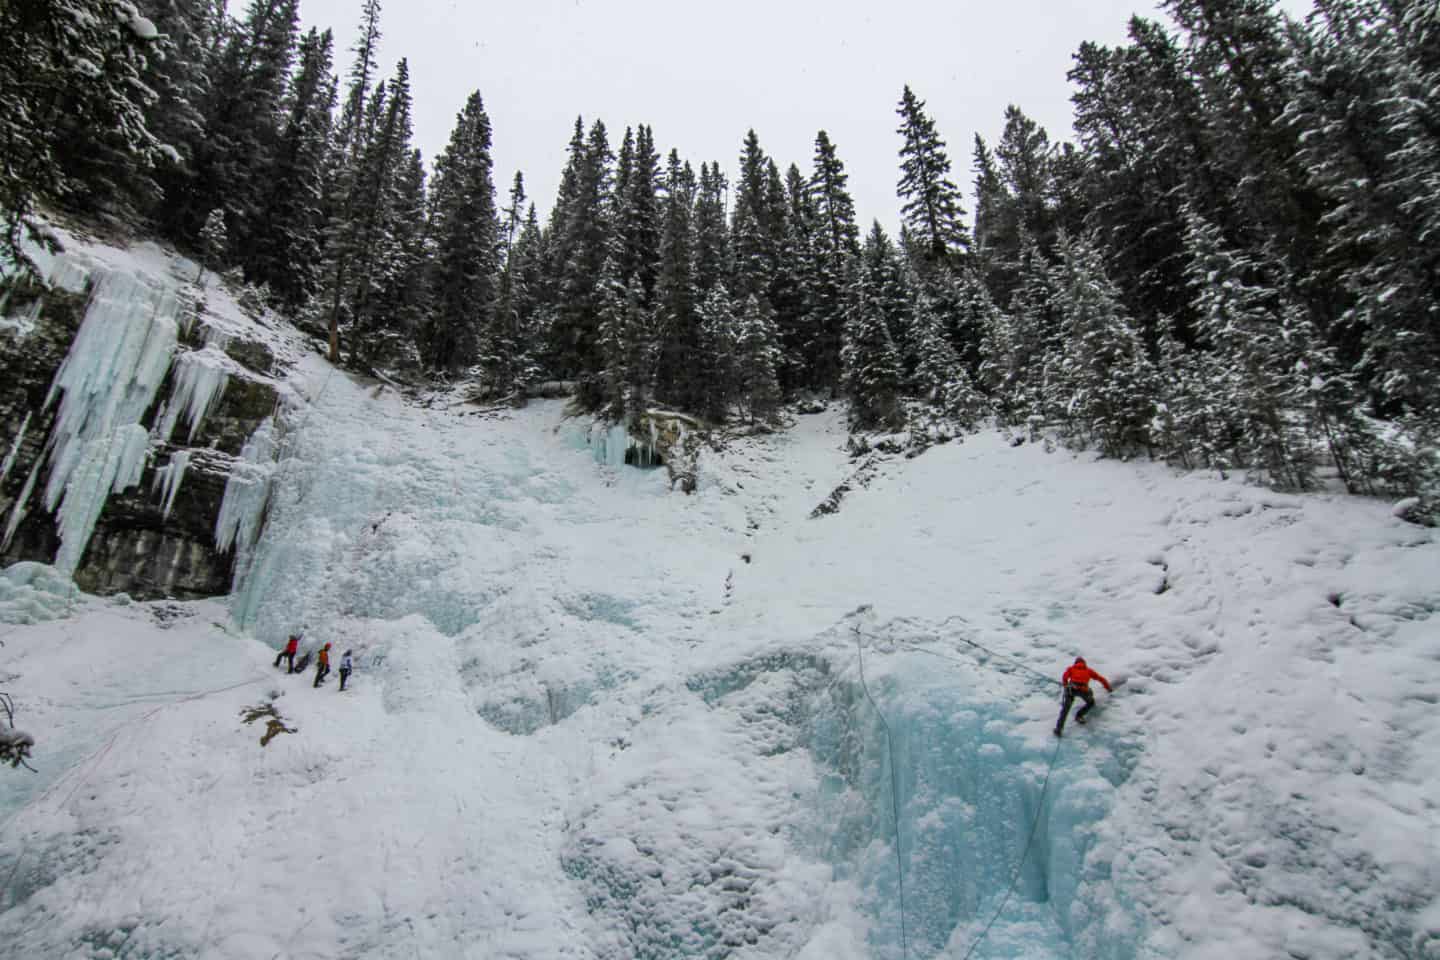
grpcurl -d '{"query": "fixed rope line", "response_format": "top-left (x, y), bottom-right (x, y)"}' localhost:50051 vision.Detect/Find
top-left (960, 733), bottom-right (1064, 960)
top-left (853, 621), bottom-right (910, 960)
top-left (848, 615), bottom-right (1068, 959)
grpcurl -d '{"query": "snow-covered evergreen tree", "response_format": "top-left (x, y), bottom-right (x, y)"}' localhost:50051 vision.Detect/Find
top-left (909, 286), bottom-right (988, 429)
top-left (804, 131), bottom-right (859, 391)
top-left (842, 223), bottom-right (907, 430)
top-left (895, 85), bottom-right (969, 271)
top-left (698, 283), bottom-right (740, 420)
top-left (1182, 208), bottom-right (1313, 488)
top-left (424, 90), bottom-right (499, 376)
top-left (1045, 231), bottom-right (1157, 456)
top-left (693, 162), bottom-right (730, 296)
top-left (735, 295), bottom-right (784, 424)
top-left (245, 27), bottom-right (337, 309)
top-left (0, 0), bottom-right (165, 271)
top-left (654, 152), bottom-right (702, 411)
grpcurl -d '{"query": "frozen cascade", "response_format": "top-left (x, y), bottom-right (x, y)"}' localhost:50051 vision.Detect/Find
top-left (36, 262), bottom-right (182, 573)
top-left (584, 418), bottom-right (668, 469)
top-left (808, 654), bottom-right (1137, 960)
top-left (214, 417), bottom-right (277, 567)
top-left (153, 345), bottom-right (230, 444)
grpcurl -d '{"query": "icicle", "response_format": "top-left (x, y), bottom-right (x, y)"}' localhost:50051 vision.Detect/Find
top-left (0, 411), bottom-right (30, 484)
top-left (215, 418), bottom-right (277, 557)
top-left (1, 460), bottom-right (41, 553)
top-left (37, 265), bottom-right (181, 573)
top-left (153, 348), bottom-right (230, 444)
top-left (151, 450), bottom-right (191, 520)
top-left (50, 424), bottom-right (152, 572)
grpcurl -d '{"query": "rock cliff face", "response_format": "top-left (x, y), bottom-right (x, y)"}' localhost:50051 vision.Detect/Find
top-left (0, 236), bottom-right (291, 600)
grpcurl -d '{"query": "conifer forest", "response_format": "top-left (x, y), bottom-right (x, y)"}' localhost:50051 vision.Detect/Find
top-left (2, 0), bottom-right (1438, 515)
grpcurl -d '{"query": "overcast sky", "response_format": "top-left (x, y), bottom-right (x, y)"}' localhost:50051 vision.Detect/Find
top-left (298, 0), bottom-right (1312, 233)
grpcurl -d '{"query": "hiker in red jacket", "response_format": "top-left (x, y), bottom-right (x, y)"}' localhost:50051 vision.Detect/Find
top-left (1055, 657), bottom-right (1112, 737)
top-left (274, 634), bottom-right (299, 673)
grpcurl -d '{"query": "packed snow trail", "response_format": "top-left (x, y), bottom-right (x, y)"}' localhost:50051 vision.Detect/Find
top-left (0, 351), bottom-right (1437, 958)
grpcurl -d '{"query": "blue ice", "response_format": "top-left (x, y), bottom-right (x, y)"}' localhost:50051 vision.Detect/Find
top-left (811, 654), bottom-right (1142, 959)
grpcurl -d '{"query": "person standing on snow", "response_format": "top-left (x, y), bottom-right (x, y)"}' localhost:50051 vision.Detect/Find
top-left (274, 634), bottom-right (299, 673)
top-left (1055, 657), bottom-right (1112, 736)
top-left (338, 650), bottom-right (353, 691)
top-left (313, 643), bottom-right (332, 688)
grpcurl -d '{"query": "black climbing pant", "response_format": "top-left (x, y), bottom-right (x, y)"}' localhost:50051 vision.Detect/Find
top-left (339, 668), bottom-right (351, 691)
top-left (313, 663), bottom-right (329, 688)
top-left (1055, 683), bottom-right (1095, 735)
top-left (274, 651), bottom-right (294, 672)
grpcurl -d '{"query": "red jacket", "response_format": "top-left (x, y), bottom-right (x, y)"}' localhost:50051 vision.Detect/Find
top-left (1062, 662), bottom-right (1111, 692)
top-left (284, 636), bottom-right (299, 654)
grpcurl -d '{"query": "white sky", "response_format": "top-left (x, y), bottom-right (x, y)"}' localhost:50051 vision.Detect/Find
top-left (298, 0), bottom-right (1312, 232)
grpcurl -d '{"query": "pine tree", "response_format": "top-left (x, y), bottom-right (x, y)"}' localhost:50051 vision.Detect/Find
top-left (693, 162), bottom-right (730, 295)
top-left (614, 125), bottom-right (663, 302)
top-left (161, 0), bottom-right (301, 245)
top-left (1182, 207), bottom-right (1313, 488)
top-left (772, 163), bottom-right (814, 391)
top-left (425, 90), bottom-right (500, 376)
top-left (333, 0), bottom-right (382, 167)
top-left (332, 59), bottom-right (419, 370)
top-left (0, 0), bottom-right (165, 271)
top-left (895, 85), bottom-right (970, 271)
top-left (842, 223), bottom-right (907, 430)
top-left (550, 120), bottom-right (615, 398)
top-left (698, 283), bottom-right (740, 420)
top-left (731, 130), bottom-right (775, 304)
top-left (1045, 231), bottom-right (1157, 456)
top-left (805, 131), bottom-right (860, 391)
top-left (735, 295), bottom-right (784, 424)
top-left (654, 152), bottom-right (702, 411)
top-left (980, 233), bottom-right (1053, 426)
top-left (245, 27), bottom-right (337, 308)
top-left (909, 285), bottom-right (988, 429)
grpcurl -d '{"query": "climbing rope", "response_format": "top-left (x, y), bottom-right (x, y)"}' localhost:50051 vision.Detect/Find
top-left (853, 620), bottom-right (910, 960)
top-left (847, 612), bottom-right (1070, 960)
top-left (960, 733), bottom-right (1063, 960)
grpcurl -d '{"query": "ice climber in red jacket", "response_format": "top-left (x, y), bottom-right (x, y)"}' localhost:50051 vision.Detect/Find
top-left (1055, 657), bottom-right (1112, 737)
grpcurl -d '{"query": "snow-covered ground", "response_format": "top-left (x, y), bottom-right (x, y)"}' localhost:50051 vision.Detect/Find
top-left (1, 346), bottom-right (1438, 958)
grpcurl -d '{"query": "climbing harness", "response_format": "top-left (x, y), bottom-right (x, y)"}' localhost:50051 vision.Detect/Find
top-left (847, 612), bottom-right (1068, 960)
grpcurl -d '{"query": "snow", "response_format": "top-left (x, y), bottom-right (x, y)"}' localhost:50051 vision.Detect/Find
top-left (1, 345), bottom-right (1438, 957)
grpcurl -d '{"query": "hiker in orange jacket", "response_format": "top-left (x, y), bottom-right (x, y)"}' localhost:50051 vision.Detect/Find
top-left (313, 643), bottom-right (332, 688)
top-left (1055, 657), bottom-right (1112, 737)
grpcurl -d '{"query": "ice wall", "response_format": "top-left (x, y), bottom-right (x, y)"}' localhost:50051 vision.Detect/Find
top-left (34, 267), bottom-right (181, 572)
top-left (809, 645), bottom-right (1139, 960)
top-left (2, 243), bottom-right (244, 574)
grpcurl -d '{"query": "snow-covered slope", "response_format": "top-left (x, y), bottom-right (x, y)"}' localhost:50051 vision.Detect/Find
top-left (0, 355), bottom-right (1436, 959)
